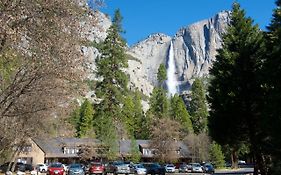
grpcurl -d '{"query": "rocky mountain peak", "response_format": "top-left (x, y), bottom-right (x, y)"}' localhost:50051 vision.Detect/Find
top-left (127, 11), bottom-right (231, 95)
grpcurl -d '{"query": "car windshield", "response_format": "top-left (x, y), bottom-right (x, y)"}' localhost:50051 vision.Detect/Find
top-left (92, 163), bottom-right (102, 166)
top-left (50, 163), bottom-right (63, 168)
top-left (135, 164), bottom-right (144, 168)
top-left (113, 162), bottom-right (124, 165)
top-left (166, 165), bottom-right (174, 167)
top-left (69, 164), bottom-right (81, 168)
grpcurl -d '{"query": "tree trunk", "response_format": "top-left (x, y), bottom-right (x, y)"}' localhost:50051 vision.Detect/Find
top-left (7, 149), bottom-right (20, 172)
top-left (231, 149), bottom-right (238, 169)
top-left (254, 153), bottom-right (269, 175)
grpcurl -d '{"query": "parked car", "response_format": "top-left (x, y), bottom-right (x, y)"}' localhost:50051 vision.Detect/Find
top-left (36, 163), bottom-right (48, 172)
top-left (24, 164), bottom-right (34, 171)
top-left (164, 164), bottom-right (175, 173)
top-left (105, 161), bottom-right (132, 175)
top-left (0, 162), bottom-right (23, 172)
top-left (131, 164), bottom-right (147, 175)
top-left (190, 163), bottom-right (203, 173)
top-left (89, 162), bottom-right (105, 175)
top-left (178, 163), bottom-right (189, 173)
top-left (142, 163), bottom-right (165, 175)
top-left (0, 162), bottom-right (32, 172)
top-left (68, 163), bottom-right (85, 175)
top-left (47, 162), bottom-right (64, 175)
top-left (113, 161), bottom-right (132, 175)
top-left (202, 163), bottom-right (215, 174)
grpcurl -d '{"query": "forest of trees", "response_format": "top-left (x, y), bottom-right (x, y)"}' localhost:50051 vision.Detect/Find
top-left (0, 0), bottom-right (281, 174)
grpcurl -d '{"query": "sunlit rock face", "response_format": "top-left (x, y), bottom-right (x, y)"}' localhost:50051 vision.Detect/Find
top-left (127, 11), bottom-right (231, 95)
top-left (80, 9), bottom-right (230, 97)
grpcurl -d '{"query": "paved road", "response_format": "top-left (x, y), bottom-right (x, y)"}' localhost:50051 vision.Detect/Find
top-left (166, 168), bottom-right (254, 175)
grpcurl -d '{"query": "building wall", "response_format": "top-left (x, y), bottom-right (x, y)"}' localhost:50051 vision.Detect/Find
top-left (17, 139), bottom-right (45, 165)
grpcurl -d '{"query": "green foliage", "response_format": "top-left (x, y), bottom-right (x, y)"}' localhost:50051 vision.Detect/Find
top-left (69, 107), bottom-right (80, 128)
top-left (208, 2), bottom-right (267, 173)
top-left (209, 142), bottom-right (225, 168)
top-left (131, 91), bottom-right (149, 139)
top-left (170, 95), bottom-right (193, 134)
top-left (76, 99), bottom-right (94, 138)
top-left (122, 95), bottom-right (136, 136)
top-left (264, 0), bottom-right (281, 172)
top-left (94, 9), bottom-right (128, 160)
top-left (189, 78), bottom-right (208, 134)
top-left (93, 107), bottom-right (118, 160)
top-left (129, 138), bottom-right (141, 163)
top-left (157, 64), bottom-right (167, 86)
top-left (121, 90), bottom-right (149, 139)
top-left (148, 87), bottom-right (169, 119)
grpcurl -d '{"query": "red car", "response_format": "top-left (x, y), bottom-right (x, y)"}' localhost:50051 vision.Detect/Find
top-left (48, 163), bottom-right (65, 175)
top-left (89, 162), bottom-right (105, 175)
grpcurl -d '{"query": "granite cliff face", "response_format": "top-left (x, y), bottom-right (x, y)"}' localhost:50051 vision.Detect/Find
top-left (80, 10), bottom-right (231, 97)
top-left (126, 11), bottom-right (231, 95)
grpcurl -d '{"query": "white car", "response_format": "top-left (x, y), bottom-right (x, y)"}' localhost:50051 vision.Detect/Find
top-left (132, 164), bottom-right (147, 175)
top-left (36, 163), bottom-right (48, 172)
top-left (190, 163), bottom-right (203, 173)
top-left (164, 164), bottom-right (176, 173)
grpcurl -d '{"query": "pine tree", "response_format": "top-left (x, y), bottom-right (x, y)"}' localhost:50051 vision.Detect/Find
top-left (148, 87), bottom-right (169, 119)
top-left (157, 63), bottom-right (167, 87)
top-left (129, 138), bottom-right (141, 163)
top-left (189, 78), bottom-right (208, 134)
top-left (122, 95), bottom-right (135, 137)
top-left (94, 9), bottom-right (128, 160)
top-left (170, 95), bottom-right (193, 135)
top-left (208, 3), bottom-right (266, 174)
top-left (76, 99), bottom-right (94, 138)
top-left (264, 0), bottom-right (281, 174)
top-left (209, 142), bottom-right (225, 168)
top-left (132, 90), bottom-right (149, 139)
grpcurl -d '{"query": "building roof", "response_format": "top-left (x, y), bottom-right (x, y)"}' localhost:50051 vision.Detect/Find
top-left (33, 138), bottom-right (190, 159)
top-left (33, 138), bottom-right (100, 158)
top-left (119, 139), bottom-right (190, 158)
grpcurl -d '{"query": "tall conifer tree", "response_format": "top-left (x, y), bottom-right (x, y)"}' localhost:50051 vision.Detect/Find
top-left (189, 78), bottom-right (208, 134)
top-left (94, 9), bottom-right (128, 160)
top-left (76, 99), bottom-right (94, 138)
top-left (170, 95), bottom-right (193, 134)
top-left (264, 0), bottom-right (281, 173)
top-left (208, 3), bottom-right (266, 174)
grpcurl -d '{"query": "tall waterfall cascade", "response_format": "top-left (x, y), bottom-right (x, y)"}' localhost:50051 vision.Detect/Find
top-left (167, 41), bottom-right (178, 96)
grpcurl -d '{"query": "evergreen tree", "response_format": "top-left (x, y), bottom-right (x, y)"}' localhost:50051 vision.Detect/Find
top-left (157, 63), bottom-right (167, 87)
top-left (209, 142), bottom-right (225, 168)
top-left (208, 3), bottom-right (266, 174)
top-left (122, 95), bottom-right (135, 137)
top-left (129, 138), bottom-right (141, 163)
top-left (170, 95), bottom-right (193, 135)
top-left (148, 87), bottom-right (169, 119)
top-left (264, 0), bottom-right (281, 173)
top-left (189, 78), bottom-right (208, 134)
top-left (132, 90), bottom-right (149, 139)
top-left (76, 99), bottom-right (94, 138)
top-left (94, 9), bottom-right (128, 159)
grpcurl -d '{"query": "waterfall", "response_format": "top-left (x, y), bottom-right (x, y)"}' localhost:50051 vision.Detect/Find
top-left (167, 41), bottom-right (177, 96)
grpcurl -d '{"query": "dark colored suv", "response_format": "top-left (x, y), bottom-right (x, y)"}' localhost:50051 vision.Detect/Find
top-left (142, 163), bottom-right (165, 175)
top-left (203, 163), bottom-right (215, 174)
top-left (0, 162), bottom-right (31, 172)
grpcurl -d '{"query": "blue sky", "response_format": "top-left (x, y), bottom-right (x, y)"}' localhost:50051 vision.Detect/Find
top-left (98, 0), bottom-right (276, 46)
